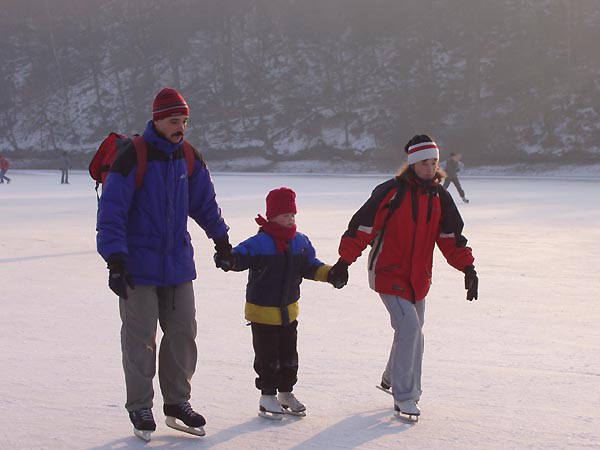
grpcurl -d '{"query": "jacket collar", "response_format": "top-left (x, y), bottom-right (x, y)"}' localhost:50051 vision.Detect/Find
top-left (142, 120), bottom-right (182, 155)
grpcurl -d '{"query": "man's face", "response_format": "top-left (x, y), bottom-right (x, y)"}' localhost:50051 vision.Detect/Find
top-left (154, 115), bottom-right (189, 144)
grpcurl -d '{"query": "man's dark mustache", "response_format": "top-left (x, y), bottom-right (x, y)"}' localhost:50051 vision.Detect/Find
top-left (171, 131), bottom-right (184, 138)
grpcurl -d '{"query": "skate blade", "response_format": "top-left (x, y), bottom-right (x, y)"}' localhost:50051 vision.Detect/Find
top-left (375, 385), bottom-right (393, 395)
top-left (258, 410), bottom-right (284, 420)
top-left (165, 416), bottom-right (206, 436)
top-left (133, 429), bottom-right (153, 441)
top-left (282, 406), bottom-right (306, 417)
top-left (395, 411), bottom-right (419, 423)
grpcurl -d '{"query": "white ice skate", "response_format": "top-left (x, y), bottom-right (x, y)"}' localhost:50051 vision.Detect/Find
top-left (258, 394), bottom-right (284, 420)
top-left (394, 399), bottom-right (420, 422)
top-left (278, 392), bottom-right (306, 417)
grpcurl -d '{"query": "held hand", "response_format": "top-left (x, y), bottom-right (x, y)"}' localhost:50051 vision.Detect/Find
top-left (328, 259), bottom-right (349, 289)
top-left (213, 235), bottom-right (236, 272)
top-left (464, 265), bottom-right (478, 301)
top-left (214, 251), bottom-right (236, 271)
top-left (107, 254), bottom-right (135, 300)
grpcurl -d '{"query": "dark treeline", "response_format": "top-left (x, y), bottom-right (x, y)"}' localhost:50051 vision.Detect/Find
top-left (1, 0), bottom-right (599, 167)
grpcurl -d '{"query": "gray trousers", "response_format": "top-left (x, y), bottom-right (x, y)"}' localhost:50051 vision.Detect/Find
top-left (380, 294), bottom-right (425, 403)
top-left (119, 282), bottom-right (197, 412)
top-left (443, 176), bottom-right (466, 199)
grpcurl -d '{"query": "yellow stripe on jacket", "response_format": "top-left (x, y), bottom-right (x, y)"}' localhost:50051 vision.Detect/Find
top-left (245, 264), bottom-right (331, 325)
top-left (245, 301), bottom-right (300, 325)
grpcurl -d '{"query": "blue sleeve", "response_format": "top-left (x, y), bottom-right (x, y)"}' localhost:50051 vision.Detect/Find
top-left (96, 170), bottom-right (136, 261)
top-left (188, 161), bottom-right (229, 240)
top-left (232, 235), bottom-right (262, 271)
top-left (300, 235), bottom-right (325, 279)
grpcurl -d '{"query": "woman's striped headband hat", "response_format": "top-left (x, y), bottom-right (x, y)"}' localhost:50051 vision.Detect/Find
top-left (406, 141), bottom-right (439, 165)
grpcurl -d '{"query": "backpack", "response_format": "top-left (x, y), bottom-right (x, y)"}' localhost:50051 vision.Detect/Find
top-left (89, 133), bottom-right (196, 198)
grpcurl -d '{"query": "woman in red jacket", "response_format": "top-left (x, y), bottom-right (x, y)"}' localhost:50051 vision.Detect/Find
top-left (328, 134), bottom-right (478, 420)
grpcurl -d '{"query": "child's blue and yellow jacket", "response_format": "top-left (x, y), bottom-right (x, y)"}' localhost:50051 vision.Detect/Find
top-left (232, 230), bottom-right (331, 326)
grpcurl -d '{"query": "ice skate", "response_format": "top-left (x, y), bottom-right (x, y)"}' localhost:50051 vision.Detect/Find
top-left (375, 378), bottom-right (392, 395)
top-left (462, 197), bottom-right (469, 204)
top-left (129, 407), bottom-right (156, 442)
top-left (258, 394), bottom-right (284, 420)
top-left (163, 401), bottom-right (206, 437)
top-left (394, 400), bottom-right (420, 422)
top-left (278, 392), bottom-right (306, 417)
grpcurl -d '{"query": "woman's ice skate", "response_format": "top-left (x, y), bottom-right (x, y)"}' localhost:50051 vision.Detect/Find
top-left (394, 399), bottom-right (420, 422)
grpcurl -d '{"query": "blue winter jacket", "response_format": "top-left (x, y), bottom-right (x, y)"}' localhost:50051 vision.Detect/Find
top-left (233, 230), bottom-right (330, 325)
top-left (96, 121), bottom-right (229, 286)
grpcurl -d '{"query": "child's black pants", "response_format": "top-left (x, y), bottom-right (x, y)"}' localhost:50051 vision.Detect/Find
top-left (251, 320), bottom-right (298, 395)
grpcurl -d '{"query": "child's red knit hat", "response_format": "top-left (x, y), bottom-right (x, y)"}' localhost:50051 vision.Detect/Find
top-left (266, 187), bottom-right (297, 220)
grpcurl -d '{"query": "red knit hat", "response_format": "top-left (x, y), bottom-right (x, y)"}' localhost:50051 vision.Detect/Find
top-left (152, 87), bottom-right (189, 120)
top-left (266, 187), bottom-right (297, 220)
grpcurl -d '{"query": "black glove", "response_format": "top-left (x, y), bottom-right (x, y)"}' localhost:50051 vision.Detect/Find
top-left (107, 254), bottom-right (135, 300)
top-left (213, 235), bottom-right (236, 272)
top-left (328, 259), bottom-right (349, 289)
top-left (464, 265), bottom-right (478, 301)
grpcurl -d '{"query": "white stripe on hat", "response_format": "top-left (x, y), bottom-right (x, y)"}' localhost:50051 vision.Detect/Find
top-left (407, 141), bottom-right (439, 164)
top-left (153, 105), bottom-right (189, 114)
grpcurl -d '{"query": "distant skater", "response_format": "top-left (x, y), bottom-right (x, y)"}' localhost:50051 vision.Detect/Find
top-left (215, 187), bottom-right (344, 420)
top-left (0, 156), bottom-right (11, 184)
top-left (328, 134), bottom-right (479, 421)
top-left (442, 152), bottom-right (469, 203)
top-left (60, 151), bottom-right (71, 184)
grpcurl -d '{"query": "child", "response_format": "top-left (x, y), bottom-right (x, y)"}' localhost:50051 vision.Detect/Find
top-left (214, 187), bottom-right (342, 419)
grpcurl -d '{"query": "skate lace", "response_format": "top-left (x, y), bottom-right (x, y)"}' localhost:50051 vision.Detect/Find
top-left (180, 401), bottom-right (198, 417)
top-left (290, 395), bottom-right (302, 408)
top-left (138, 408), bottom-right (154, 421)
top-left (282, 393), bottom-right (303, 409)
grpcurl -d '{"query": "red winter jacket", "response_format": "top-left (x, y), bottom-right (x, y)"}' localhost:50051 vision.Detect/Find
top-left (338, 175), bottom-right (474, 302)
top-left (0, 157), bottom-right (9, 171)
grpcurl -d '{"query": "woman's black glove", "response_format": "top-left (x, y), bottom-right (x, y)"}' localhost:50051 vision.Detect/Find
top-left (213, 235), bottom-right (236, 271)
top-left (328, 259), bottom-right (349, 289)
top-left (107, 253), bottom-right (135, 299)
top-left (464, 265), bottom-right (478, 301)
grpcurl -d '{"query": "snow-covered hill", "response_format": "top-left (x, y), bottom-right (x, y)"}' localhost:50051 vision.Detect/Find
top-left (2, 1), bottom-right (600, 166)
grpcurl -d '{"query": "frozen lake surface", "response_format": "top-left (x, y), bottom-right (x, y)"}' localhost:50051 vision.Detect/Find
top-left (1, 170), bottom-right (599, 449)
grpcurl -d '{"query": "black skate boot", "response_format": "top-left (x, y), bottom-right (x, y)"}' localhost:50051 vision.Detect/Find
top-left (163, 401), bottom-right (206, 436)
top-left (129, 407), bottom-right (156, 441)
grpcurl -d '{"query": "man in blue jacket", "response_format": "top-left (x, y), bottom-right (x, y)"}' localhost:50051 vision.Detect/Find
top-left (96, 87), bottom-right (235, 441)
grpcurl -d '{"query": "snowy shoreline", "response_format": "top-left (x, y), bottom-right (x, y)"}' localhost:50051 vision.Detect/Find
top-left (8, 162), bottom-right (600, 181)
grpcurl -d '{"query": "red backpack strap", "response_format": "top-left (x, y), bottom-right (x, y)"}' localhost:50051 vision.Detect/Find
top-left (182, 141), bottom-right (196, 177)
top-left (131, 136), bottom-right (148, 189)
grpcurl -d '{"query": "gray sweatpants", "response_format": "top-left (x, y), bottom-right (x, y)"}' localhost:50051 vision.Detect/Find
top-left (119, 282), bottom-right (197, 412)
top-left (380, 294), bottom-right (425, 403)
